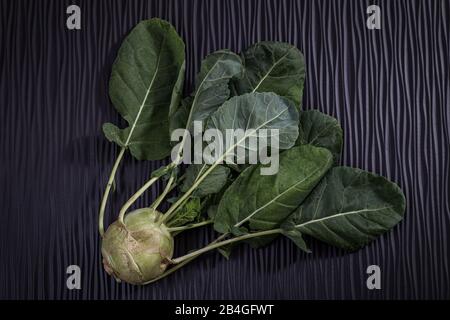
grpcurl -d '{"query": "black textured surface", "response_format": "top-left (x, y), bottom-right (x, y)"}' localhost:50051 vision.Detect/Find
top-left (0, 0), bottom-right (449, 299)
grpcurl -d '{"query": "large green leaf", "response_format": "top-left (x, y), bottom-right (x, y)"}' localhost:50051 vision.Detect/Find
top-left (103, 19), bottom-right (185, 160)
top-left (204, 92), bottom-right (299, 164)
top-left (233, 42), bottom-right (306, 109)
top-left (168, 93), bottom-right (299, 234)
top-left (171, 50), bottom-right (243, 132)
top-left (296, 110), bottom-right (343, 164)
top-left (181, 164), bottom-right (230, 197)
top-left (214, 145), bottom-right (333, 235)
top-left (167, 197), bottom-right (201, 228)
top-left (283, 166), bottom-right (406, 251)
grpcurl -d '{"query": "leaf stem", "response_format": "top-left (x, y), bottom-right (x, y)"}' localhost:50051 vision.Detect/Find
top-left (98, 147), bottom-right (126, 237)
top-left (152, 173), bottom-right (185, 223)
top-left (172, 228), bottom-right (282, 264)
top-left (167, 219), bottom-right (213, 233)
top-left (118, 176), bottom-right (159, 224)
top-left (163, 195), bottom-right (193, 227)
top-left (162, 126), bottom-right (260, 223)
top-left (142, 256), bottom-right (198, 285)
top-left (152, 173), bottom-right (176, 213)
top-left (161, 160), bottom-right (222, 223)
top-left (214, 232), bottom-right (229, 243)
top-left (141, 229), bottom-right (230, 285)
top-left (154, 128), bottom-right (190, 208)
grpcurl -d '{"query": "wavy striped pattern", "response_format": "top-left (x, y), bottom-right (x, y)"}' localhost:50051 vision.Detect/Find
top-left (0, 0), bottom-right (449, 299)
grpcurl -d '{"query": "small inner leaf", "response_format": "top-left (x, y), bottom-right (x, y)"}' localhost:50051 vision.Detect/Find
top-left (167, 197), bottom-right (202, 228)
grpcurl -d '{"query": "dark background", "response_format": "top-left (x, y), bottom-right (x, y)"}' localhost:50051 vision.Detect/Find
top-left (0, 0), bottom-right (449, 299)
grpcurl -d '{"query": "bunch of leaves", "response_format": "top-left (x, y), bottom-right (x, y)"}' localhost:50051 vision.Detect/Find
top-left (98, 19), bottom-right (405, 284)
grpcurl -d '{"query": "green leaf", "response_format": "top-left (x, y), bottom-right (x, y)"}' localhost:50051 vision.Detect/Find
top-left (207, 204), bottom-right (219, 219)
top-left (205, 92), bottom-right (299, 164)
top-left (169, 61), bottom-right (186, 118)
top-left (167, 93), bottom-right (299, 226)
top-left (166, 196), bottom-right (179, 204)
top-left (280, 229), bottom-right (311, 253)
top-left (204, 173), bottom-right (235, 218)
top-left (105, 19), bottom-right (185, 160)
top-left (171, 50), bottom-right (243, 131)
top-left (213, 145), bottom-right (333, 235)
top-left (181, 164), bottom-right (230, 197)
top-left (244, 235), bottom-right (278, 249)
top-left (217, 244), bottom-right (235, 260)
top-left (296, 110), bottom-right (343, 164)
top-left (103, 123), bottom-right (126, 147)
top-left (167, 197), bottom-right (201, 228)
top-left (283, 166), bottom-right (406, 251)
top-left (150, 165), bottom-right (178, 181)
top-left (233, 41), bottom-right (306, 109)
top-left (169, 96), bottom-right (192, 139)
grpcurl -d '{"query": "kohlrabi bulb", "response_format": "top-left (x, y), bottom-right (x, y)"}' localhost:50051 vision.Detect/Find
top-left (101, 208), bottom-right (173, 285)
